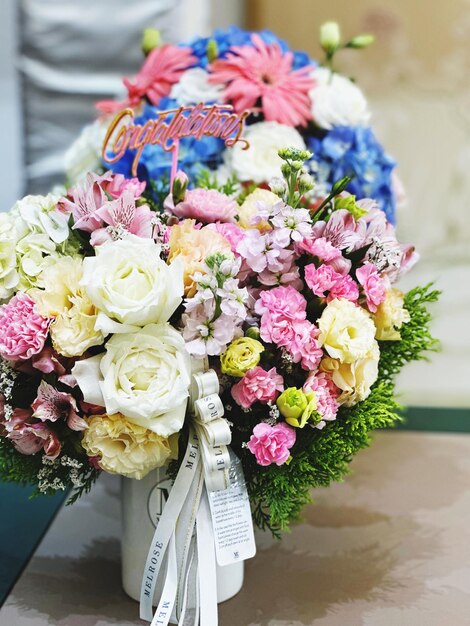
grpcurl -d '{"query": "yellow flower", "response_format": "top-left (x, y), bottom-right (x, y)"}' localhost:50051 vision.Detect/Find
top-left (81, 413), bottom-right (178, 480)
top-left (318, 298), bottom-right (376, 363)
top-left (320, 342), bottom-right (379, 407)
top-left (237, 188), bottom-right (278, 231)
top-left (276, 387), bottom-right (317, 428)
top-left (29, 257), bottom-right (104, 357)
top-left (168, 219), bottom-right (231, 297)
top-left (220, 337), bottom-right (264, 377)
top-left (374, 288), bottom-right (410, 341)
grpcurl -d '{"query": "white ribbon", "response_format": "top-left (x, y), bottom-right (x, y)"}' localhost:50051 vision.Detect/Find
top-left (140, 368), bottom-right (233, 626)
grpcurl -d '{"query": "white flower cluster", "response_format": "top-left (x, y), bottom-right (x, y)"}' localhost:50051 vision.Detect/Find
top-left (37, 455), bottom-right (86, 493)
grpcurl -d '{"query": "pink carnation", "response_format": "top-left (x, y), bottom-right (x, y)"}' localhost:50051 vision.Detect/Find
top-left (0, 293), bottom-right (50, 361)
top-left (171, 189), bottom-right (238, 223)
top-left (356, 263), bottom-right (387, 313)
top-left (304, 264), bottom-right (359, 303)
top-left (289, 320), bottom-right (323, 371)
top-left (231, 366), bottom-right (284, 409)
top-left (212, 222), bottom-right (246, 254)
top-left (303, 372), bottom-right (340, 428)
top-left (255, 285), bottom-right (307, 322)
top-left (247, 422), bottom-right (296, 467)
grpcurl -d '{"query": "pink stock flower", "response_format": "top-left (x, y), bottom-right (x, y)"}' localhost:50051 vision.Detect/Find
top-left (0, 293), bottom-right (50, 361)
top-left (304, 264), bottom-right (359, 303)
top-left (356, 263), bottom-right (387, 313)
top-left (303, 372), bottom-right (340, 428)
top-left (97, 45), bottom-right (196, 113)
top-left (90, 190), bottom-right (154, 245)
top-left (208, 34), bottom-right (314, 127)
top-left (231, 366), bottom-right (284, 409)
top-left (289, 320), bottom-right (323, 371)
top-left (247, 422), bottom-right (296, 466)
top-left (171, 188), bottom-right (238, 223)
top-left (236, 229), bottom-right (294, 274)
top-left (32, 381), bottom-right (87, 431)
top-left (5, 408), bottom-right (61, 459)
top-left (101, 174), bottom-right (146, 199)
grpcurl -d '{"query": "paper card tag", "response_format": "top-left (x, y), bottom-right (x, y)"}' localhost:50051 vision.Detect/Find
top-left (208, 452), bottom-right (256, 567)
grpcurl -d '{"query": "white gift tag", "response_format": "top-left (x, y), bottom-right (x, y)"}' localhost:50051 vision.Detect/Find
top-left (208, 452), bottom-right (256, 567)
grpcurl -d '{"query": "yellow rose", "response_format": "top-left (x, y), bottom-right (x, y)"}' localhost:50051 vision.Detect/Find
top-left (320, 342), bottom-right (379, 407)
top-left (168, 219), bottom-right (231, 297)
top-left (318, 298), bottom-right (376, 363)
top-left (238, 188), bottom-right (278, 231)
top-left (29, 257), bottom-right (104, 357)
top-left (81, 413), bottom-right (178, 480)
top-left (220, 337), bottom-right (264, 377)
top-left (374, 288), bottom-right (410, 341)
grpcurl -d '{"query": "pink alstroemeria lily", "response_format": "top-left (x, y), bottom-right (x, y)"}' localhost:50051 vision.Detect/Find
top-left (59, 173), bottom-right (110, 233)
top-left (32, 381), bottom-right (87, 431)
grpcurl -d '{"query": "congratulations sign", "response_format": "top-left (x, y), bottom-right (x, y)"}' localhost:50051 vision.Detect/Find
top-left (102, 103), bottom-right (250, 178)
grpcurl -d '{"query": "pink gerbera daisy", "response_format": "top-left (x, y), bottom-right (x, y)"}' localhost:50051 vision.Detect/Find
top-left (208, 34), bottom-right (314, 127)
top-left (97, 45), bottom-right (196, 113)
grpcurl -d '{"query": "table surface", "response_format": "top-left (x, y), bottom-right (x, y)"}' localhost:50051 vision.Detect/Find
top-left (1, 430), bottom-right (470, 626)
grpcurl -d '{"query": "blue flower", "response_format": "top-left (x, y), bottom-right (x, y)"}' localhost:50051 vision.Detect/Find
top-left (307, 126), bottom-right (397, 223)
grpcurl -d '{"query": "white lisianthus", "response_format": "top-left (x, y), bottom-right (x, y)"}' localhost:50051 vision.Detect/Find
top-left (318, 298), bottom-right (376, 363)
top-left (309, 67), bottom-right (370, 130)
top-left (170, 68), bottom-right (223, 106)
top-left (224, 121), bottom-right (307, 184)
top-left (64, 117), bottom-right (110, 184)
top-left (320, 342), bottom-right (379, 407)
top-left (81, 235), bottom-right (184, 334)
top-left (0, 214), bottom-right (20, 299)
top-left (72, 323), bottom-right (191, 436)
top-left (13, 193), bottom-right (69, 244)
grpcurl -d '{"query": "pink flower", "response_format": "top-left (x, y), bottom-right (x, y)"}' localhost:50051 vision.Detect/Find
top-left (101, 174), bottom-right (146, 199)
top-left (297, 236), bottom-right (341, 262)
top-left (209, 34), bottom-right (314, 127)
top-left (231, 366), bottom-right (284, 409)
top-left (171, 188), bottom-right (238, 223)
top-left (304, 264), bottom-right (359, 303)
top-left (312, 210), bottom-right (366, 251)
top-left (303, 372), bottom-right (340, 428)
top-left (212, 222), bottom-right (246, 255)
top-left (90, 190), bottom-right (154, 246)
top-left (260, 313), bottom-right (294, 347)
top-left (289, 320), bottom-right (323, 371)
top-left (60, 173), bottom-right (107, 233)
top-left (31, 347), bottom-right (66, 376)
top-left (247, 422), bottom-right (296, 466)
top-left (255, 285), bottom-right (307, 322)
top-left (97, 45), bottom-right (196, 112)
top-left (0, 293), bottom-right (50, 361)
top-left (356, 263), bottom-right (387, 313)
top-left (5, 408), bottom-right (61, 459)
top-left (32, 381), bottom-right (87, 431)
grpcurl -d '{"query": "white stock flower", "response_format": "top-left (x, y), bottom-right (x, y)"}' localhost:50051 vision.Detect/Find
top-left (170, 68), bottom-right (223, 105)
top-left (81, 235), bottom-right (184, 334)
top-left (309, 67), bottom-right (370, 130)
top-left (224, 121), bottom-right (307, 183)
top-left (64, 118), bottom-right (110, 184)
top-left (72, 323), bottom-right (191, 437)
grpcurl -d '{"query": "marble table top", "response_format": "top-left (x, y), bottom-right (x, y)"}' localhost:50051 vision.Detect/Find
top-left (1, 430), bottom-right (470, 626)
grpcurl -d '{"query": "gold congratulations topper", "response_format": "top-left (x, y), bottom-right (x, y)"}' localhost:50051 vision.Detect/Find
top-left (102, 103), bottom-right (250, 179)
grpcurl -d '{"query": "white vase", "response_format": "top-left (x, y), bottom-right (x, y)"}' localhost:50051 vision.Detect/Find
top-left (121, 466), bottom-right (244, 616)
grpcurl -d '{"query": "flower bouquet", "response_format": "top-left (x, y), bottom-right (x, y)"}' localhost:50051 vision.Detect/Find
top-left (0, 21), bottom-right (439, 626)
top-left (67, 23), bottom-right (398, 223)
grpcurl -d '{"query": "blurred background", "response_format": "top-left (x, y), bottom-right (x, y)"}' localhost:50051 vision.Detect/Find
top-left (1, 0), bottom-right (469, 409)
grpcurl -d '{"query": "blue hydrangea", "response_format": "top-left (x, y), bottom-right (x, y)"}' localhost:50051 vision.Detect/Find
top-left (307, 126), bottom-right (397, 223)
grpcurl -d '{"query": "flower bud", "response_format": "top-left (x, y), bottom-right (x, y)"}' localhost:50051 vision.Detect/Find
top-left (206, 38), bottom-right (219, 63)
top-left (245, 326), bottom-right (261, 340)
top-left (347, 34), bottom-right (375, 49)
top-left (269, 176), bottom-right (288, 197)
top-left (172, 170), bottom-right (189, 204)
top-left (331, 175), bottom-right (352, 195)
top-left (141, 28), bottom-right (161, 55)
top-left (320, 22), bottom-right (341, 55)
top-left (298, 172), bottom-right (314, 194)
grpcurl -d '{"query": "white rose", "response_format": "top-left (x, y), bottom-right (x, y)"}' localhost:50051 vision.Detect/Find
top-left (318, 298), bottom-right (376, 363)
top-left (13, 193), bottom-right (69, 244)
top-left (64, 117), bottom-right (110, 184)
top-left (81, 235), bottom-right (184, 334)
top-left (170, 68), bottom-right (223, 106)
top-left (72, 323), bottom-right (191, 436)
top-left (309, 67), bottom-right (370, 130)
top-left (0, 214), bottom-right (19, 299)
top-left (320, 342), bottom-right (379, 407)
top-left (224, 121), bottom-right (307, 183)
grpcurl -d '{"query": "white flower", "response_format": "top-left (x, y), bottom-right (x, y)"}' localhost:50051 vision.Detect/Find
top-left (13, 193), bottom-right (69, 244)
top-left (0, 214), bottom-right (19, 299)
top-left (81, 235), bottom-right (184, 334)
top-left (309, 67), bottom-right (370, 130)
top-left (170, 68), bottom-right (223, 106)
top-left (72, 323), bottom-right (191, 437)
top-left (224, 121), bottom-right (307, 183)
top-left (64, 118), bottom-right (110, 184)
top-left (16, 232), bottom-right (59, 290)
